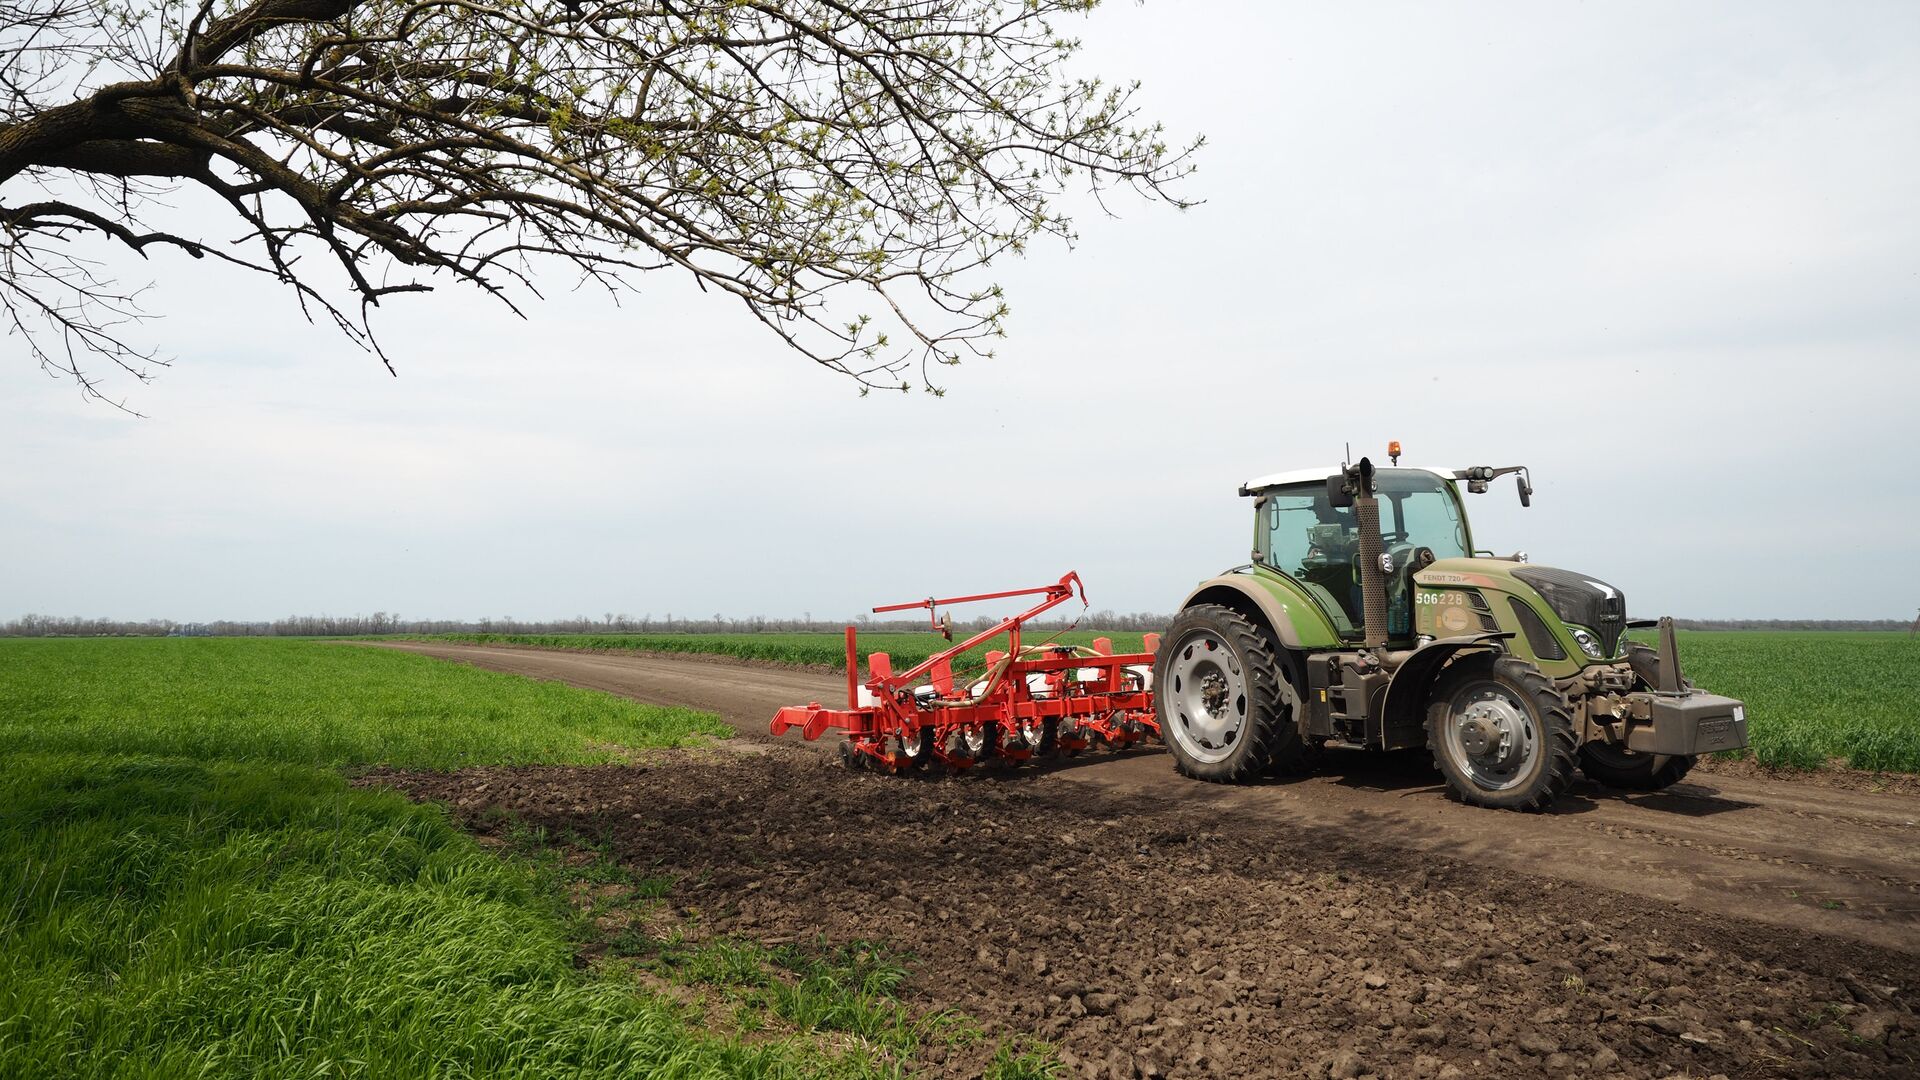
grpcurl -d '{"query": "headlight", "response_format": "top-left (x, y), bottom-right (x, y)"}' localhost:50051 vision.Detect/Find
top-left (1567, 625), bottom-right (1605, 660)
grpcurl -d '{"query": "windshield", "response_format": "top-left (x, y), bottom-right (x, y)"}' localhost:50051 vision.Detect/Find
top-left (1259, 470), bottom-right (1470, 630)
top-left (1374, 470), bottom-right (1470, 558)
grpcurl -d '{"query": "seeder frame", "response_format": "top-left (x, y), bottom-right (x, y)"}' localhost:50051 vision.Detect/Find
top-left (769, 572), bottom-right (1161, 772)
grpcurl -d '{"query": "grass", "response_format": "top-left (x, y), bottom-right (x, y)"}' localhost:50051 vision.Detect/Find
top-left (0, 754), bottom-right (841, 1078)
top-left (647, 935), bottom-right (929, 1054)
top-left (1655, 631), bottom-right (1920, 772)
top-left (0, 638), bottom-right (1016, 1078)
top-left (394, 628), bottom-right (1920, 773)
top-left (0, 637), bottom-right (726, 767)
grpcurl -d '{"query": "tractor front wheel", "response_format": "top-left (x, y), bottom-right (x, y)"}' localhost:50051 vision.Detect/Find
top-left (1426, 653), bottom-right (1578, 811)
top-left (1155, 604), bottom-right (1317, 783)
top-left (1579, 742), bottom-right (1696, 791)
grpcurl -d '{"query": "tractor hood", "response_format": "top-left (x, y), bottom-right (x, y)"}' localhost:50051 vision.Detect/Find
top-left (1415, 558), bottom-right (1630, 657)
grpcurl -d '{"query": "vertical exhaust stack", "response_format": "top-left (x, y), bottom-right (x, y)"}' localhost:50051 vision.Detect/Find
top-left (1350, 458), bottom-right (1389, 649)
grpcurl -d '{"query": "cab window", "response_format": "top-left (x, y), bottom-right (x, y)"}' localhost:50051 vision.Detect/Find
top-left (1375, 471), bottom-right (1469, 559)
top-left (1259, 471), bottom-right (1470, 632)
top-left (1262, 483), bottom-right (1361, 629)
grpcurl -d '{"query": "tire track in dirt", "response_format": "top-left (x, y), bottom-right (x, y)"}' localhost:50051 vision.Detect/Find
top-left (364, 641), bottom-right (1920, 955)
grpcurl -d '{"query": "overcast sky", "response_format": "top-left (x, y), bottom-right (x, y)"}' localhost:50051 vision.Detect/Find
top-left (4, 1), bottom-right (1917, 625)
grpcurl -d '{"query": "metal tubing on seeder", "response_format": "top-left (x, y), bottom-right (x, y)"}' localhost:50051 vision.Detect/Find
top-left (769, 573), bottom-right (1161, 773)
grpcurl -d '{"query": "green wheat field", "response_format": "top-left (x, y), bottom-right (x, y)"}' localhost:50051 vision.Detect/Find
top-left (0, 630), bottom-right (1913, 1078)
top-left (0, 639), bottom-right (1046, 1079)
top-left (405, 629), bottom-right (1920, 773)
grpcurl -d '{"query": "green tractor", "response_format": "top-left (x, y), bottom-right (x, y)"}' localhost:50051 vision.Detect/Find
top-left (1153, 448), bottom-right (1749, 810)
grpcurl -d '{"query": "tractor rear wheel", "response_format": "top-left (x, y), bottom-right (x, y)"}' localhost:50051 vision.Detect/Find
top-left (1426, 653), bottom-right (1578, 811)
top-left (1579, 742), bottom-right (1696, 791)
top-left (1155, 604), bottom-right (1318, 783)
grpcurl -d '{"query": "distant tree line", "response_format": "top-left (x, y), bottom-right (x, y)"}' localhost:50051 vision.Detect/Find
top-left (1668, 618), bottom-right (1909, 632)
top-left (2, 611), bottom-right (1909, 638)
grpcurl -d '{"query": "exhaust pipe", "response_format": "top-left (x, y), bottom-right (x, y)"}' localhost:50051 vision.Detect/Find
top-left (1351, 459), bottom-right (1389, 649)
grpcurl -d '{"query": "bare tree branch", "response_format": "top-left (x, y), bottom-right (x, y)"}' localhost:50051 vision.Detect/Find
top-left (0, 0), bottom-right (1198, 404)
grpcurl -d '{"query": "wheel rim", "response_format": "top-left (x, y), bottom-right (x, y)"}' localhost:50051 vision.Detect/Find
top-left (1443, 679), bottom-right (1540, 791)
top-left (957, 725), bottom-right (988, 758)
top-left (899, 728), bottom-right (929, 763)
top-left (1165, 630), bottom-right (1249, 764)
top-left (1019, 718), bottom-right (1045, 749)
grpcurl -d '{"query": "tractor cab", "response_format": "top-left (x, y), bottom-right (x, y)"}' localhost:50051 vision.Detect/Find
top-left (1250, 466), bottom-right (1474, 641)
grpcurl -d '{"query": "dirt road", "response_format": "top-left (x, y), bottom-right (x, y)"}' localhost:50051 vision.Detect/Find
top-left (373, 640), bottom-right (1920, 954)
top-left (368, 641), bottom-right (1920, 1078)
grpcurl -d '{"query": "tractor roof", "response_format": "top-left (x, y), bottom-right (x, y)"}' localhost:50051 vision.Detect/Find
top-left (1239, 466), bottom-right (1460, 496)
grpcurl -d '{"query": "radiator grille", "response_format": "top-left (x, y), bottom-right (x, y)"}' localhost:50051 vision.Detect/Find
top-left (1507, 596), bottom-right (1567, 660)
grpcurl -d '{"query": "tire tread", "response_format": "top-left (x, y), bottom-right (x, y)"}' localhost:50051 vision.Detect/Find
top-left (1579, 747), bottom-right (1696, 791)
top-left (1427, 653), bottom-right (1579, 812)
top-left (1156, 604), bottom-right (1319, 783)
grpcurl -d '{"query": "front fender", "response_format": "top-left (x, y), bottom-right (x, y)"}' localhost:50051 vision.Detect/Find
top-left (1380, 632), bottom-right (1512, 744)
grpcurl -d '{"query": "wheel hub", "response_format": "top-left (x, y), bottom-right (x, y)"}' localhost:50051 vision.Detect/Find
top-left (1456, 705), bottom-right (1519, 765)
top-left (1199, 671), bottom-right (1231, 717)
top-left (1444, 684), bottom-right (1537, 791)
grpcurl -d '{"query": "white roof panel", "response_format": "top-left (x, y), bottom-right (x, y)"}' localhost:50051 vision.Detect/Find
top-left (1240, 467), bottom-right (1342, 490)
top-left (1240, 465), bottom-right (1461, 494)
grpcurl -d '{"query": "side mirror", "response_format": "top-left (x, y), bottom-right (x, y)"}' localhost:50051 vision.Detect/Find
top-left (1516, 473), bottom-right (1533, 507)
top-left (1326, 475), bottom-right (1353, 508)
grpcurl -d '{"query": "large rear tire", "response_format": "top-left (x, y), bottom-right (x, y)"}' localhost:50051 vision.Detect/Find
top-left (1579, 742), bottom-right (1696, 791)
top-left (1426, 652), bottom-right (1578, 811)
top-left (1154, 604), bottom-right (1319, 783)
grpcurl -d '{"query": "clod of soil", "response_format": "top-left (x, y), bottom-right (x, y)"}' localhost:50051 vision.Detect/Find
top-left (367, 751), bottom-right (1920, 1080)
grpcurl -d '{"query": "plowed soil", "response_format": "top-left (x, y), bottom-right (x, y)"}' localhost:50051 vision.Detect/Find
top-left (361, 643), bottom-right (1920, 1078)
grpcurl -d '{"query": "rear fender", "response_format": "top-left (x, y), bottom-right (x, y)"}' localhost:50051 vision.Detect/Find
top-left (1380, 633), bottom-right (1512, 746)
top-left (1180, 573), bottom-right (1343, 654)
